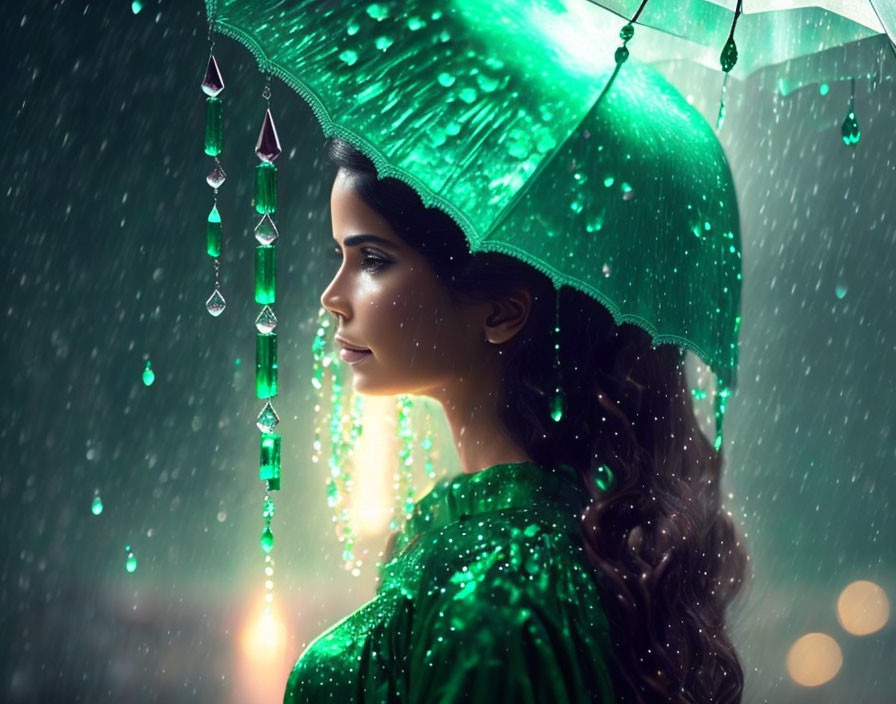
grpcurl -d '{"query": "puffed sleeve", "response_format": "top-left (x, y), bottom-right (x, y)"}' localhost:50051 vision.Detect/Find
top-left (405, 535), bottom-right (616, 703)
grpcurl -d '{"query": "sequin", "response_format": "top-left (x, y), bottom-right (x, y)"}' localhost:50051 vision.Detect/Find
top-left (284, 461), bottom-right (615, 702)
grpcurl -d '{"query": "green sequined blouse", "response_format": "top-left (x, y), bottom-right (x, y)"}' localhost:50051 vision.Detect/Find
top-left (284, 461), bottom-right (616, 703)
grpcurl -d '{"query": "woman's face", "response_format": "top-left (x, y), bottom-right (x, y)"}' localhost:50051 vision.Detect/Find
top-left (321, 170), bottom-right (491, 397)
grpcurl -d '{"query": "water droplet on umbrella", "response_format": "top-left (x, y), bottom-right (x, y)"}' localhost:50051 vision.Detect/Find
top-left (338, 50), bottom-right (358, 66)
top-left (375, 35), bottom-right (394, 51)
top-left (407, 16), bottom-right (426, 31)
top-left (438, 72), bottom-right (455, 87)
top-left (366, 3), bottom-right (389, 20)
top-left (346, 22), bottom-right (359, 36)
top-left (459, 88), bottom-right (477, 104)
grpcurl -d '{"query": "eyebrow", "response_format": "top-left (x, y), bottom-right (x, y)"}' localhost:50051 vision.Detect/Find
top-left (333, 233), bottom-right (396, 249)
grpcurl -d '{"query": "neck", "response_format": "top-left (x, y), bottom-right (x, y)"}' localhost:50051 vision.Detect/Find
top-left (424, 361), bottom-right (534, 475)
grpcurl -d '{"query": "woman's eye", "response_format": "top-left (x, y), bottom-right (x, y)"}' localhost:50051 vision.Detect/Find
top-left (361, 256), bottom-right (388, 273)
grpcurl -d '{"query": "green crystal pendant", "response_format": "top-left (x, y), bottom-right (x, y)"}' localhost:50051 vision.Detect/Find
top-left (204, 96), bottom-right (222, 156)
top-left (206, 204), bottom-right (222, 257)
top-left (254, 245), bottom-right (276, 305)
top-left (259, 432), bottom-right (282, 482)
top-left (261, 526), bottom-right (274, 554)
top-left (255, 332), bottom-right (278, 399)
top-left (255, 162), bottom-right (277, 214)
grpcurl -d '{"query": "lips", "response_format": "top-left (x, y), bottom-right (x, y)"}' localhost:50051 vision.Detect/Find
top-left (335, 336), bottom-right (369, 352)
top-left (335, 336), bottom-right (371, 364)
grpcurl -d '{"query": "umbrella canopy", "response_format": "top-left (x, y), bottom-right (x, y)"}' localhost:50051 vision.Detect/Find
top-left (583, 0), bottom-right (896, 101)
top-left (207, 0), bottom-right (743, 442)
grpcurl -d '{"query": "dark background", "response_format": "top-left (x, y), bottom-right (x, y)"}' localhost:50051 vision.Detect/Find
top-left (1, 1), bottom-right (894, 702)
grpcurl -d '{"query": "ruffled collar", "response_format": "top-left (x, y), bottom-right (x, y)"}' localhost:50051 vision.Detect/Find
top-left (390, 461), bottom-right (588, 556)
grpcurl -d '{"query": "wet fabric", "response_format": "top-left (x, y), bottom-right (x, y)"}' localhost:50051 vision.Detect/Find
top-left (284, 461), bottom-right (616, 703)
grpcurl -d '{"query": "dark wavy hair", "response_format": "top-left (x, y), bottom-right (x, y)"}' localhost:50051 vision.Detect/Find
top-left (326, 137), bottom-right (751, 703)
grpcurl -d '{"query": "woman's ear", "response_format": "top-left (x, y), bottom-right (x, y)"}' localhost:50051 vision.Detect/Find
top-left (483, 287), bottom-right (532, 344)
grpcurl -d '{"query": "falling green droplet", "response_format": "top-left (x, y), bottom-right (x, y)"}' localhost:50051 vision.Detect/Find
top-left (338, 50), bottom-right (358, 66)
top-left (346, 22), bottom-right (360, 35)
top-left (437, 72), bottom-right (455, 87)
top-left (131, 1), bottom-right (143, 14)
top-left (261, 527), bottom-right (274, 554)
top-left (603, 176), bottom-right (615, 188)
top-left (835, 284), bottom-right (848, 299)
top-left (569, 200), bottom-right (583, 214)
top-left (126, 550), bottom-right (137, 573)
top-left (91, 494), bottom-right (103, 515)
top-left (142, 361), bottom-right (155, 386)
top-left (819, 83), bottom-right (829, 96)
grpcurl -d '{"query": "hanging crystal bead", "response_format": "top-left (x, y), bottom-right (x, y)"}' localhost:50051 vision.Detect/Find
top-left (256, 332), bottom-right (278, 398)
top-left (720, 36), bottom-right (738, 73)
top-left (255, 305), bottom-right (277, 333)
top-left (259, 433), bottom-right (282, 482)
top-left (201, 55), bottom-right (224, 97)
top-left (254, 245), bottom-right (276, 304)
top-left (256, 400), bottom-right (280, 433)
top-left (255, 163), bottom-right (278, 214)
top-left (206, 288), bottom-right (226, 317)
top-left (206, 204), bottom-right (222, 257)
top-left (204, 97), bottom-right (223, 156)
top-left (206, 162), bottom-right (226, 188)
top-left (260, 526), bottom-right (274, 554)
top-left (255, 108), bottom-right (282, 162)
top-left (254, 214), bottom-right (279, 245)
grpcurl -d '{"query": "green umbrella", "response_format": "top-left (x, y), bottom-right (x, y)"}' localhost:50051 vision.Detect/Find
top-left (205, 0), bottom-right (742, 448)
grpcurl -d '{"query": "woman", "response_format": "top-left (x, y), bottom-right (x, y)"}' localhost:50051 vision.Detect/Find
top-left (284, 137), bottom-right (750, 703)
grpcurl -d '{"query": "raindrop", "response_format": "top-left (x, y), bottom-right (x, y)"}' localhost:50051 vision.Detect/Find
top-left (91, 493), bottom-right (103, 516)
top-left (476, 74), bottom-right (500, 93)
top-left (459, 88), bottom-right (477, 104)
top-left (338, 50), bottom-right (358, 66)
top-left (142, 360), bottom-right (155, 386)
top-left (437, 72), bottom-right (455, 87)
top-left (407, 17), bottom-right (426, 31)
top-left (346, 22), bottom-right (359, 36)
top-left (835, 284), bottom-right (848, 299)
top-left (820, 83), bottom-right (829, 96)
top-left (131, 1), bottom-right (143, 14)
top-left (125, 547), bottom-right (137, 573)
top-left (366, 3), bottom-right (389, 21)
top-left (375, 36), bottom-right (394, 52)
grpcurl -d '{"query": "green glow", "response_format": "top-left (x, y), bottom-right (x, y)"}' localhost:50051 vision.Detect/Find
top-left (820, 83), bottom-right (829, 96)
top-left (550, 391), bottom-right (565, 422)
top-left (142, 361), bottom-right (154, 386)
top-left (91, 494), bottom-right (103, 515)
top-left (126, 550), bottom-right (137, 573)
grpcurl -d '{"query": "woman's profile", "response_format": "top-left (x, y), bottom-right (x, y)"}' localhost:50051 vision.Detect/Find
top-left (283, 137), bottom-right (750, 703)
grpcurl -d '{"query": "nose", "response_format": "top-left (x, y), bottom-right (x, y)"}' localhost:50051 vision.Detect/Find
top-left (320, 269), bottom-right (350, 322)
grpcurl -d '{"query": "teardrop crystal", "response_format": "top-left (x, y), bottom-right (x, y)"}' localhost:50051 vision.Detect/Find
top-left (256, 400), bottom-right (280, 433)
top-left (206, 162), bottom-right (226, 188)
top-left (254, 214), bottom-right (279, 245)
top-left (202, 55), bottom-right (224, 97)
top-left (206, 289), bottom-right (226, 317)
top-left (255, 109), bottom-right (282, 162)
top-left (255, 305), bottom-right (278, 333)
